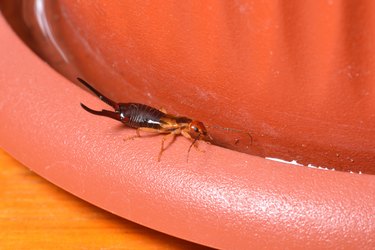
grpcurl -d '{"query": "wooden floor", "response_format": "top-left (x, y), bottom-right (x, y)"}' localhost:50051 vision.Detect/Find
top-left (0, 148), bottom-right (211, 249)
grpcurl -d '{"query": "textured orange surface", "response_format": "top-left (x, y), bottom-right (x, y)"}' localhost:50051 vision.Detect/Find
top-left (0, 149), bottom-right (208, 249)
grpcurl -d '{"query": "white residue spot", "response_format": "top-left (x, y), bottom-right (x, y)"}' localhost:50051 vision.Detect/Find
top-left (307, 164), bottom-right (335, 171)
top-left (265, 157), bottom-right (303, 166)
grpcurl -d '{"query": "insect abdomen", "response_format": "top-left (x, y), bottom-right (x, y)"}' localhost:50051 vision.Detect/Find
top-left (122, 103), bottom-right (164, 129)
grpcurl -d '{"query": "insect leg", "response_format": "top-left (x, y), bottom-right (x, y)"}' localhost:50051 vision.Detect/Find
top-left (157, 129), bottom-right (182, 161)
top-left (158, 133), bottom-right (175, 161)
top-left (123, 127), bottom-right (164, 141)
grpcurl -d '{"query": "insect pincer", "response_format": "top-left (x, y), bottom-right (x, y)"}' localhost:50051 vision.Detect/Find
top-left (78, 77), bottom-right (123, 122)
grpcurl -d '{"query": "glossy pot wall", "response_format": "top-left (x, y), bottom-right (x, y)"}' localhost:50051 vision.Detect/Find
top-left (1, 1), bottom-right (374, 249)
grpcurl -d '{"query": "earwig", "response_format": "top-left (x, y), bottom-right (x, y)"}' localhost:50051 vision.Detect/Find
top-left (78, 78), bottom-right (251, 161)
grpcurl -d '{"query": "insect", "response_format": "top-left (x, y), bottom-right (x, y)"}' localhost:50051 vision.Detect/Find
top-left (78, 78), bottom-right (252, 161)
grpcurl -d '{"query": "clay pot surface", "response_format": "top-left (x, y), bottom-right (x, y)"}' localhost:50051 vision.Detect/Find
top-left (1, 1), bottom-right (374, 249)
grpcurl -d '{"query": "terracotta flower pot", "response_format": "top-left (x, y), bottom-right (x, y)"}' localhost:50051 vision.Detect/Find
top-left (1, 1), bottom-right (374, 249)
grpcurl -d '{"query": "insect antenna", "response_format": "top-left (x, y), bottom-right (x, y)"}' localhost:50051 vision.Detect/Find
top-left (206, 125), bottom-right (253, 145)
top-left (77, 78), bottom-right (119, 110)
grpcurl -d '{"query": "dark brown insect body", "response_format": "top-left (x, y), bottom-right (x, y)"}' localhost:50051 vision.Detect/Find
top-left (78, 78), bottom-right (211, 161)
